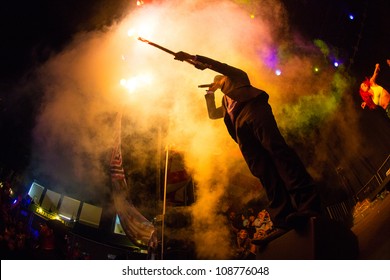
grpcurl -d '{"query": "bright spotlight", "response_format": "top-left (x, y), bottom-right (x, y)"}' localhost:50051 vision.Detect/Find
top-left (120, 79), bottom-right (127, 87)
top-left (120, 74), bottom-right (152, 93)
top-left (127, 26), bottom-right (153, 42)
top-left (275, 69), bottom-right (282, 76)
top-left (127, 28), bottom-right (138, 39)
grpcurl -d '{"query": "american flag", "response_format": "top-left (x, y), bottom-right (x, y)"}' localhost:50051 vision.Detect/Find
top-left (110, 143), bottom-right (125, 181)
top-left (109, 111), bottom-right (156, 248)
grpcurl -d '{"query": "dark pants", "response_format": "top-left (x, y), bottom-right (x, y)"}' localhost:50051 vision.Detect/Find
top-left (233, 97), bottom-right (321, 228)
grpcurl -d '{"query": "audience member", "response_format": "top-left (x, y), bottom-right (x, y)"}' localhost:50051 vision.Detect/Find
top-left (235, 228), bottom-right (256, 260)
top-left (252, 209), bottom-right (274, 239)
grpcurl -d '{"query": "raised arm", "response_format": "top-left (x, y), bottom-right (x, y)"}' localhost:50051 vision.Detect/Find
top-left (370, 63), bottom-right (380, 85)
top-left (174, 52), bottom-right (249, 83)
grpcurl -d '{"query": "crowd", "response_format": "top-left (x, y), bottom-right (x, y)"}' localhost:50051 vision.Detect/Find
top-left (0, 179), bottom-right (36, 259)
top-left (227, 207), bottom-right (275, 260)
top-left (0, 172), bottom-right (279, 260)
top-left (0, 178), bottom-right (91, 260)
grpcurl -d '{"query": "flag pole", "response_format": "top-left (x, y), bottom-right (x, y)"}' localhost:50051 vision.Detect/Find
top-left (161, 145), bottom-right (169, 260)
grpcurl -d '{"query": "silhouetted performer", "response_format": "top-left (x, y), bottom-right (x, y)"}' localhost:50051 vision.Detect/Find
top-left (174, 52), bottom-right (322, 244)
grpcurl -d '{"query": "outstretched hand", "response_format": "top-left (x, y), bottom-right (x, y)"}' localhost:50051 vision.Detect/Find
top-left (174, 51), bottom-right (209, 70)
top-left (174, 51), bottom-right (194, 61)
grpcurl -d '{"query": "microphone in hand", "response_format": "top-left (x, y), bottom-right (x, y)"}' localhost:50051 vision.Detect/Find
top-left (198, 83), bottom-right (213, 88)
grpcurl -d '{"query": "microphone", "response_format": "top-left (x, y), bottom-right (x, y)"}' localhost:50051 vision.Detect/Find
top-left (198, 83), bottom-right (213, 88)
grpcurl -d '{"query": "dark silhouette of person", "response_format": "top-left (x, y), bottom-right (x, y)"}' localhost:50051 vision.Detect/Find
top-left (174, 52), bottom-right (322, 243)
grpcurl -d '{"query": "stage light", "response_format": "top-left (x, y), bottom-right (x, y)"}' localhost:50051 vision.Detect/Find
top-left (334, 61), bottom-right (339, 68)
top-left (348, 14), bottom-right (354, 20)
top-left (120, 74), bottom-right (152, 93)
top-left (59, 214), bottom-right (72, 220)
top-left (120, 78), bottom-right (127, 87)
top-left (275, 69), bottom-right (282, 76)
top-left (127, 28), bottom-right (137, 39)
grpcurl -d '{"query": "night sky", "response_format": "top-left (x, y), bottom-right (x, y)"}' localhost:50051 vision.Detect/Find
top-left (1, 0), bottom-right (389, 175)
top-left (0, 0), bottom-right (132, 172)
top-left (282, 0), bottom-right (390, 73)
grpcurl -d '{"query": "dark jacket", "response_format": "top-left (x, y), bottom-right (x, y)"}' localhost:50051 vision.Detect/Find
top-left (196, 55), bottom-right (267, 102)
top-left (198, 55), bottom-right (268, 141)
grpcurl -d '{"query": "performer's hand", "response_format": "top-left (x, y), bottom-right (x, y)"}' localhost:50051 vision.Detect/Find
top-left (361, 102), bottom-right (366, 109)
top-left (174, 51), bottom-right (194, 61)
top-left (208, 82), bottom-right (220, 92)
top-left (194, 62), bottom-right (208, 70)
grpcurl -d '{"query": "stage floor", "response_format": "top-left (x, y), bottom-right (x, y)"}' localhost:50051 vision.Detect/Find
top-left (352, 191), bottom-right (390, 259)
